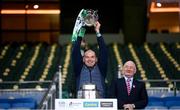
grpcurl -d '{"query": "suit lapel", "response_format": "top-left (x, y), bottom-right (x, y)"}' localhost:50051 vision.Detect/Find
top-left (122, 78), bottom-right (129, 96)
top-left (130, 79), bottom-right (136, 96)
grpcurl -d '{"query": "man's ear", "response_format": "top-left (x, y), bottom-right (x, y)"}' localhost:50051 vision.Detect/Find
top-left (95, 57), bottom-right (98, 62)
top-left (122, 67), bottom-right (125, 75)
top-left (134, 66), bottom-right (137, 74)
top-left (83, 56), bottom-right (85, 62)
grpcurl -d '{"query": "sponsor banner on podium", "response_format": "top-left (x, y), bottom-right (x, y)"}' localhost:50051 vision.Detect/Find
top-left (55, 99), bottom-right (117, 110)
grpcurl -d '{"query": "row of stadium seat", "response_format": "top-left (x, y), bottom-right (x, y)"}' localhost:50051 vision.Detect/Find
top-left (0, 98), bottom-right (37, 109)
top-left (146, 96), bottom-right (180, 110)
top-left (0, 42), bottom-right (179, 91)
top-left (0, 42), bottom-right (62, 89)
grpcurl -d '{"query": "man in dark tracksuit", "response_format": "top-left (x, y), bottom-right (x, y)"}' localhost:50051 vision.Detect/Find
top-left (72, 21), bottom-right (108, 98)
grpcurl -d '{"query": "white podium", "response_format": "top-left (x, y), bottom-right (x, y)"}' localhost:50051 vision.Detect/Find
top-left (55, 99), bottom-right (117, 110)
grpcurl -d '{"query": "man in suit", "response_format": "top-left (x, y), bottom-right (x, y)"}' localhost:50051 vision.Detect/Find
top-left (110, 60), bottom-right (148, 110)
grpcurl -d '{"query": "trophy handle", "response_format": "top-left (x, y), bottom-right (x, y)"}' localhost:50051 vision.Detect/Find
top-left (71, 9), bottom-right (86, 42)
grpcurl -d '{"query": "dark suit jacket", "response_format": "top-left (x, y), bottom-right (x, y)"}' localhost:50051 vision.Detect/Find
top-left (109, 77), bottom-right (148, 109)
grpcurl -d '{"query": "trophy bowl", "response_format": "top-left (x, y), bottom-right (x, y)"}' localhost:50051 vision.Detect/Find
top-left (84, 9), bottom-right (98, 27)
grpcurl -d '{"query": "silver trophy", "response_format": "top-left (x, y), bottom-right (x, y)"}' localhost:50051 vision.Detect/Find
top-left (83, 9), bottom-right (98, 27)
top-left (71, 9), bottom-right (98, 42)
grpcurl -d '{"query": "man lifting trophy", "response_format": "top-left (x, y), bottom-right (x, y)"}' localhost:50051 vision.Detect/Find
top-left (71, 9), bottom-right (108, 99)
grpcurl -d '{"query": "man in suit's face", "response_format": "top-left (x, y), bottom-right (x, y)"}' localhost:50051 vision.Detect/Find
top-left (122, 61), bottom-right (137, 78)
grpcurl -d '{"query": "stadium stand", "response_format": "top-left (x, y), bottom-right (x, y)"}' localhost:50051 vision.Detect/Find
top-left (0, 41), bottom-right (180, 109)
top-left (0, 0), bottom-right (179, 109)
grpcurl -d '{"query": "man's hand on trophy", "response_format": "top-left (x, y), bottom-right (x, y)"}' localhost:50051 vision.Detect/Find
top-left (94, 21), bottom-right (101, 33)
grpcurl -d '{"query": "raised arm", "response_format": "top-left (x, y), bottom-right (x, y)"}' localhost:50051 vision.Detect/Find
top-left (94, 21), bottom-right (108, 78)
top-left (72, 27), bottom-right (86, 77)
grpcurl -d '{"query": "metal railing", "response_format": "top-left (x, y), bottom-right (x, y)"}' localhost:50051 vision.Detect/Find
top-left (0, 81), bottom-right (50, 106)
top-left (38, 65), bottom-right (62, 109)
top-left (0, 65), bottom-right (62, 110)
top-left (143, 79), bottom-right (180, 96)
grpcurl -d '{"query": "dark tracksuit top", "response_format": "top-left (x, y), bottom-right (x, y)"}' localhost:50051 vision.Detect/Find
top-left (72, 36), bottom-right (108, 98)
